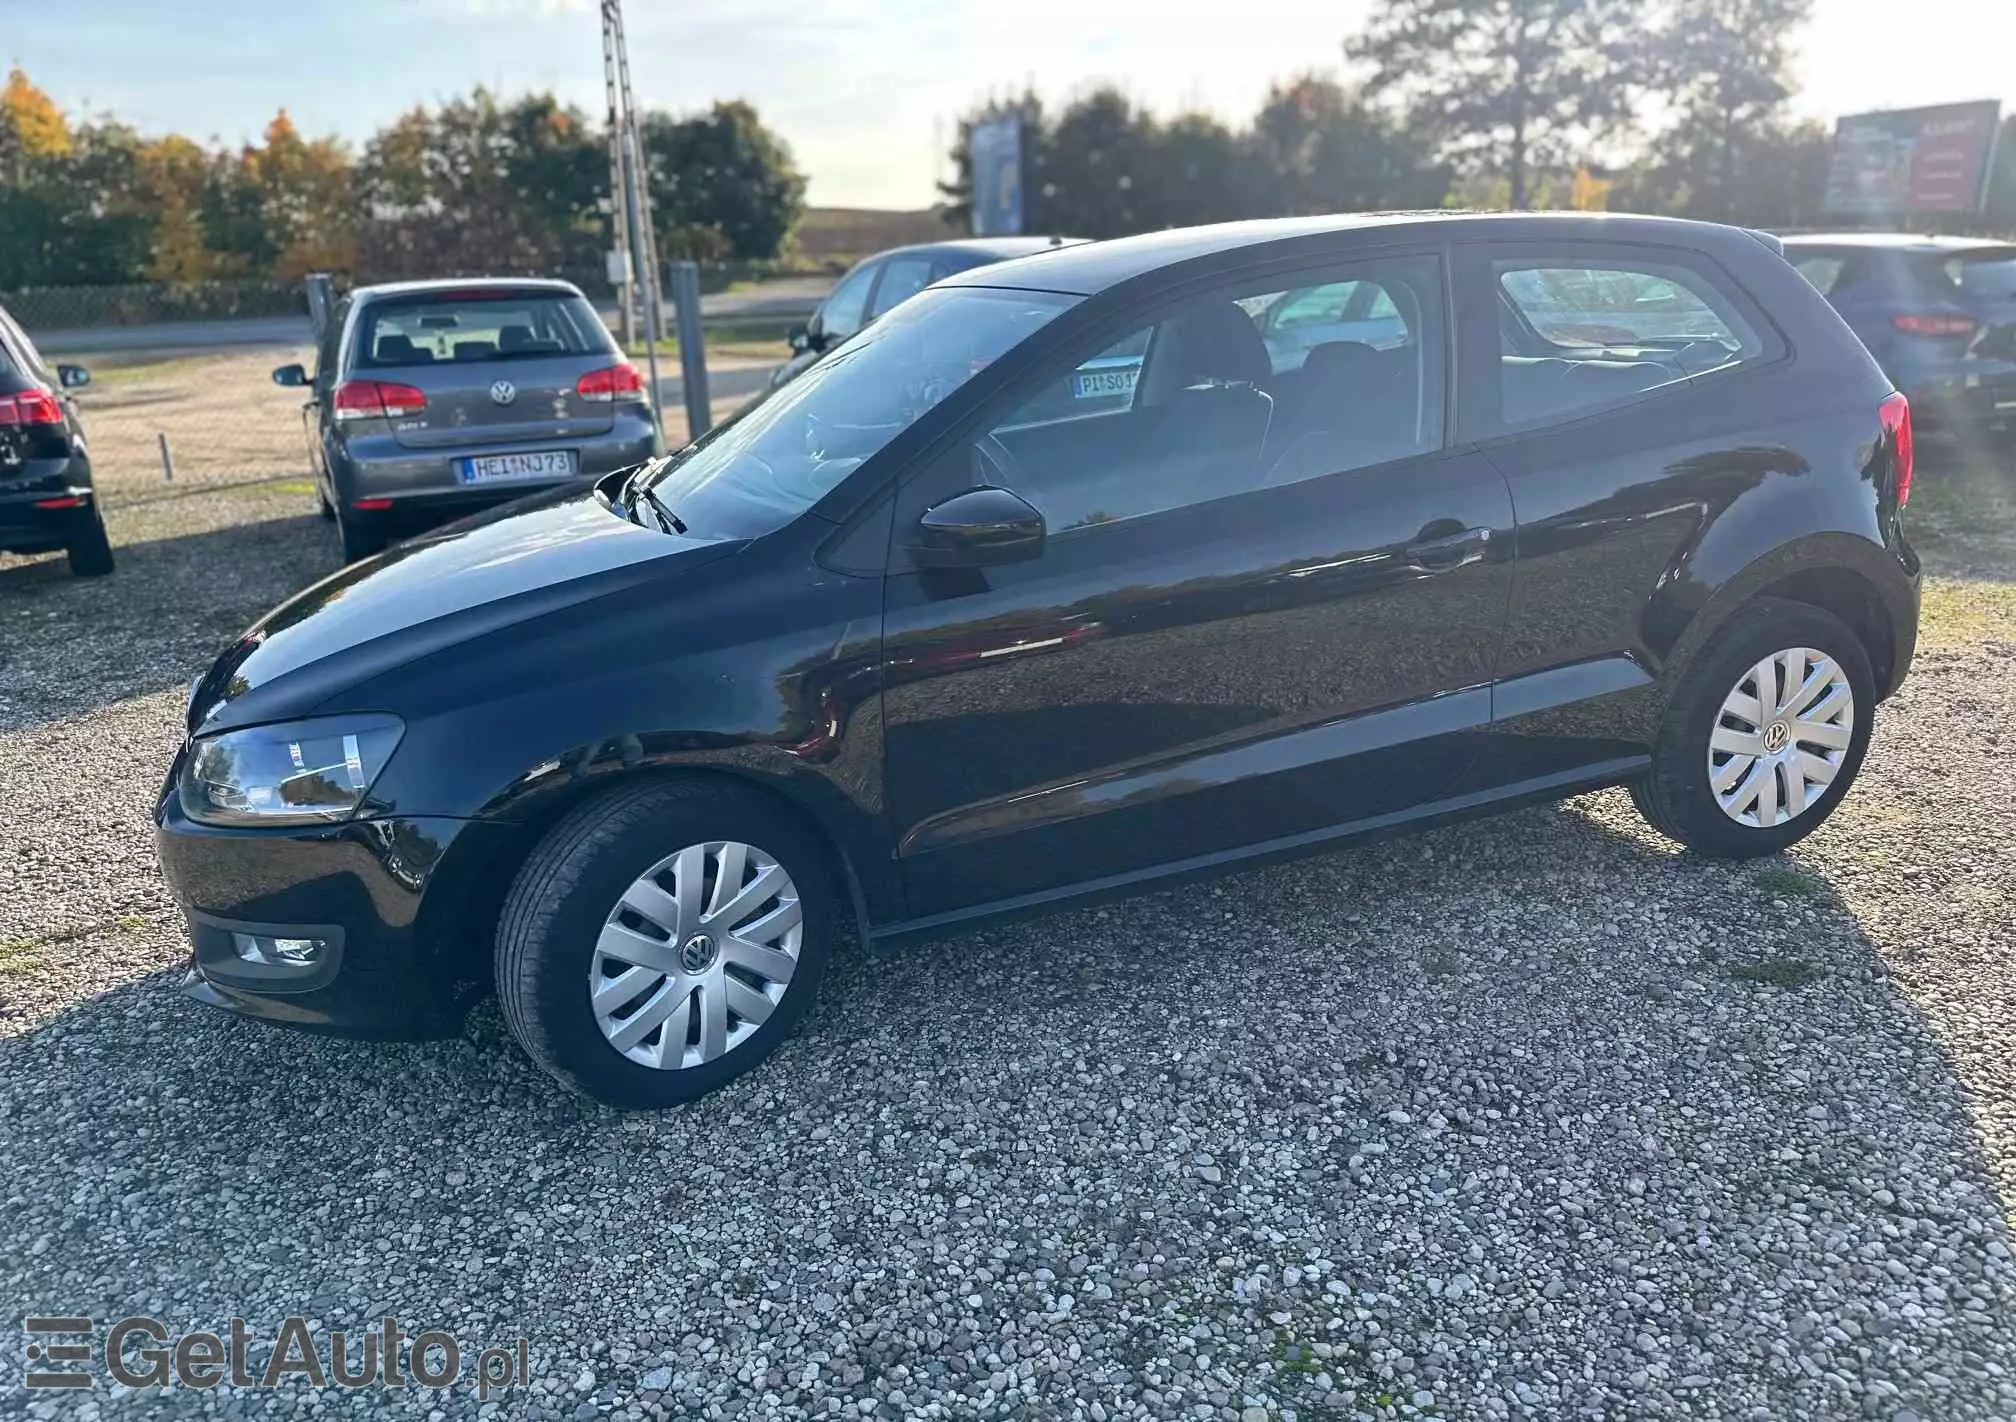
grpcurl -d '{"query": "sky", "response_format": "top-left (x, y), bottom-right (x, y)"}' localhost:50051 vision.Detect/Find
top-left (13, 0), bottom-right (2016, 209)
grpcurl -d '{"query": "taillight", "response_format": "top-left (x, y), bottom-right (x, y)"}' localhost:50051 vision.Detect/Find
top-left (1892, 314), bottom-right (1977, 337)
top-left (576, 363), bottom-right (647, 403)
top-left (0, 388), bottom-right (64, 426)
top-left (332, 380), bottom-right (427, 422)
top-left (1879, 391), bottom-right (1913, 508)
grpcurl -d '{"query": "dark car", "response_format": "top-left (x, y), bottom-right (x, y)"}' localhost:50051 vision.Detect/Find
top-left (0, 302), bottom-right (110, 577)
top-left (272, 278), bottom-right (661, 563)
top-left (159, 213), bottom-right (1919, 1108)
top-left (769, 237), bottom-right (1083, 391)
top-left (1783, 233), bottom-right (2016, 430)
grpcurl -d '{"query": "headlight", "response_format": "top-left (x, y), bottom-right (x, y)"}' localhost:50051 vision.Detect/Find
top-left (179, 715), bottom-right (404, 827)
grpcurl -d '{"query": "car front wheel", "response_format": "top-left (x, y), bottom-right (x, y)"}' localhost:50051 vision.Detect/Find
top-left (1632, 596), bottom-right (1875, 858)
top-left (495, 779), bottom-right (834, 1107)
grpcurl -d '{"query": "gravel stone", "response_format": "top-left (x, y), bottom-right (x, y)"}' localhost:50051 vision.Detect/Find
top-left (4, 445), bottom-right (2016, 1420)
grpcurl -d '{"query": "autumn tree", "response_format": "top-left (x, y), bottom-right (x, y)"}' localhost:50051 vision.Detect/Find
top-left (1349, 0), bottom-right (1645, 209)
top-left (1250, 77), bottom-right (1447, 215)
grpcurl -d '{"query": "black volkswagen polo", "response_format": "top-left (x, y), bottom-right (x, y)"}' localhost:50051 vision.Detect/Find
top-left (157, 213), bottom-right (1920, 1107)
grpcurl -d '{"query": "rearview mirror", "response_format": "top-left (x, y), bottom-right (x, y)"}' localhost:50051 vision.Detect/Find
top-left (908, 487), bottom-right (1045, 569)
top-left (55, 363), bottom-right (90, 390)
top-left (271, 363), bottom-right (309, 388)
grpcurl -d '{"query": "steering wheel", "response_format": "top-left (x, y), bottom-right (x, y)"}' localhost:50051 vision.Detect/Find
top-left (973, 431), bottom-right (1026, 491)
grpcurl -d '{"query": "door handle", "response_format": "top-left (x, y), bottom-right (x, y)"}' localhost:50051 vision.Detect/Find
top-left (1404, 525), bottom-right (1491, 572)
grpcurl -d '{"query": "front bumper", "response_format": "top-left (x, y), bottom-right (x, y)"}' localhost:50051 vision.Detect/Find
top-left (155, 774), bottom-right (521, 1038)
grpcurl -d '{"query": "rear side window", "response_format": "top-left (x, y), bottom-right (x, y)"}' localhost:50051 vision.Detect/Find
top-left (1494, 257), bottom-right (1766, 428)
top-left (354, 292), bottom-right (611, 369)
top-left (1942, 249), bottom-right (2016, 300)
top-left (1790, 254), bottom-right (1849, 296)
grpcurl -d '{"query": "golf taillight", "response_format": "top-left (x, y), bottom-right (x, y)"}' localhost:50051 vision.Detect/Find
top-left (0, 388), bottom-right (64, 426)
top-left (1880, 391), bottom-right (1913, 508)
top-left (1892, 314), bottom-right (1977, 338)
top-left (576, 363), bottom-right (646, 403)
top-left (332, 379), bottom-right (427, 422)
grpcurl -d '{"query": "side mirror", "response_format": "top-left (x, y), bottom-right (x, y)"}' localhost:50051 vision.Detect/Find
top-left (271, 363), bottom-right (309, 388)
top-left (908, 487), bottom-right (1045, 569)
top-left (787, 324), bottom-right (813, 354)
top-left (55, 363), bottom-right (90, 390)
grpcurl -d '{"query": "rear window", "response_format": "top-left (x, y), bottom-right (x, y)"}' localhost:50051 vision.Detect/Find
top-left (354, 292), bottom-right (612, 369)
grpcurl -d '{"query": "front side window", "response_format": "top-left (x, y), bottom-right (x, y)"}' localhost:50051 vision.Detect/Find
top-left (355, 293), bottom-right (611, 368)
top-left (815, 262), bottom-right (878, 342)
top-left (971, 255), bottom-right (1446, 535)
top-left (1495, 257), bottom-right (1765, 427)
top-left (643, 285), bottom-right (1075, 539)
top-left (868, 256), bottom-right (937, 319)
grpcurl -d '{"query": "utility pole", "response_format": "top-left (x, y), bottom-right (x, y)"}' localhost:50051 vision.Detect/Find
top-left (599, 10), bottom-right (634, 350)
top-left (600, 0), bottom-right (664, 434)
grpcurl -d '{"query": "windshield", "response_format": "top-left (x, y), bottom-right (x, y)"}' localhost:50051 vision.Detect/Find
top-left (643, 285), bottom-right (1076, 538)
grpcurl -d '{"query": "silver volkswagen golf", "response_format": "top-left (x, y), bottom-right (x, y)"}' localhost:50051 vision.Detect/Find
top-left (274, 278), bottom-right (662, 561)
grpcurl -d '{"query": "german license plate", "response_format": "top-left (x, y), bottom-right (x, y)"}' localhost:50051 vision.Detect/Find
top-left (458, 450), bottom-right (575, 485)
top-left (1072, 367), bottom-right (1139, 400)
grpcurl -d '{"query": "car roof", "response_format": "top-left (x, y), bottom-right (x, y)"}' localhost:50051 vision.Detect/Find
top-left (1780, 232), bottom-right (2016, 254)
top-left (349, 277), bottom-right (588, 303)
top-left (869, 236), bottom-right (1088, 266)
top-left (939, 211), bottom-right (1768, 296)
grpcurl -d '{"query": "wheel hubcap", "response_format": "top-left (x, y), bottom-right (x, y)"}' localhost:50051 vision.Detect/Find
top-left (1708, 646), bottom-right (1855, 829)
top-left (588, 840), bottom-right (802, 1071)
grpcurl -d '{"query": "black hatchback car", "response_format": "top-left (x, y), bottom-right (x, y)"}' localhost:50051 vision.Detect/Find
top-left (157, 213), bottom-right (1919, 1107)
top-left (0, 301), bottom-right (110, 577)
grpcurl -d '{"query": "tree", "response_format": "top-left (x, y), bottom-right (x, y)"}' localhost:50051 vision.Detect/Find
top-left (1640, 0), bottom-right (1812, 223)
top-left (639, 100), bottom-right (807, 262)
top-left (355, 89), bottom-right (603, 278)
top-left (0, 66), bottom-right (70, 184)
top-left (1250, 76), bottom-right (1448, 215)
top-left (1350, 0), bottom-right (1645, 210)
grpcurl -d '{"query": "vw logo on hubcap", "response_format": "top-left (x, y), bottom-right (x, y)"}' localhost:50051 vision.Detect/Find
top-left (679, 933), bottom-right (717, 972)
top-left (489, 379), bottom-right (517, 406)
top-left (1762, 721), bottom-right (1790, 753)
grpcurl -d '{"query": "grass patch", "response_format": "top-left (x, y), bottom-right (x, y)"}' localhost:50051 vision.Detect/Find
top-left (1753, 865), bottom-right (1824, 899)
top-left (1727, 956), bottom-right (1820, 988)
top-left (0, 939), bottom-right (49, 976)
top-left (1919, 577), bottom-right (2016, 647)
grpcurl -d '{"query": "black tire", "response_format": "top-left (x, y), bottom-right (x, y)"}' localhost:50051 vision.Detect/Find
top-left (1631, 596), bottom-right (1875, 858)
top-left (495, 778), bottom-right (835, 1108)
top-left (65, 511), bottom-right (115, 577)
top-left (336, 509), bottom-right (385, 562)
top-left (317, 485), bottom-right (336, 521)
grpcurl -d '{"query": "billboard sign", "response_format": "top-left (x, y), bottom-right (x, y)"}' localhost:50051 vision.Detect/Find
top-left (1824, 100), bottom-right (2002, 220)
top-left (970, 113), bottom-right (1025, 237)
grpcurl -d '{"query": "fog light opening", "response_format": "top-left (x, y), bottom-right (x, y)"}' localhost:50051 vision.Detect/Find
top-left (232, 932), bottom-right (327, 967)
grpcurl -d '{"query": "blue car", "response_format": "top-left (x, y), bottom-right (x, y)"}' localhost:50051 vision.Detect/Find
top-left (1784, 233), bottom-right (2016, 430)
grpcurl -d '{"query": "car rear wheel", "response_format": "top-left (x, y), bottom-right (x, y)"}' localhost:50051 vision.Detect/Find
top-left (1631, 597), bottom-right (1874, 858)
top-left (336, 508), bottom-right (385, 563)
top-left (317, 485), bottom-right (335, 522)
top-left (66, 510), bottom-right (115, 577)
top-left (495, 779), bottom-right (834, 1107)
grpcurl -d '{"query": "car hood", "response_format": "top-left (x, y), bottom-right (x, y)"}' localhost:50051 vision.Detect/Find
top-left (187, 485), bottom-right (742, 733)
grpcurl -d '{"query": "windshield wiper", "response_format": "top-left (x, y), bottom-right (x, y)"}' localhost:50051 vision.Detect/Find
top-left (619, 462), bottom-right (686, 535)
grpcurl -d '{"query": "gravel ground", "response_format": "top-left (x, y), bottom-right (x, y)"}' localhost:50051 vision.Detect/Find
top-left (1, 449), bottom-right (2014, 1420)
